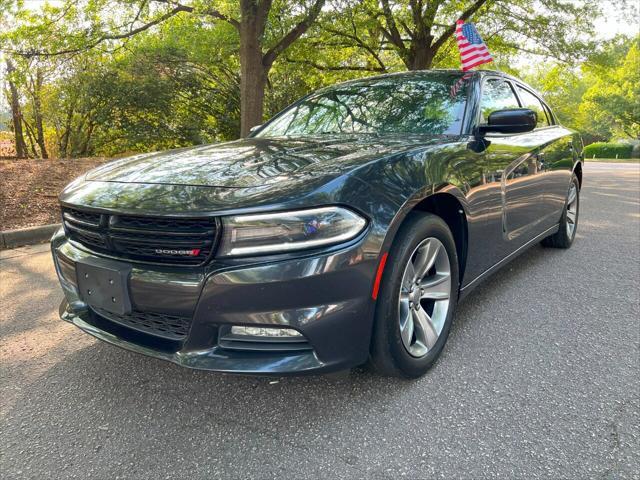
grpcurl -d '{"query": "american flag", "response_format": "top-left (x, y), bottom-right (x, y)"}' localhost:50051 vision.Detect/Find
top-left (450, 72), bottom-right (474, 98)
top-left (456, 20), bottom-right (493, 71)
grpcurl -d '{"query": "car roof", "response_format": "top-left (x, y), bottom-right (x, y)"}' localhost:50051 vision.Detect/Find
top-left (317, 69), bottom-right (522, 89)
top-left (472, 70), bottom-right (546, 100)
top-left (368, 69), bottom-right (545, 100)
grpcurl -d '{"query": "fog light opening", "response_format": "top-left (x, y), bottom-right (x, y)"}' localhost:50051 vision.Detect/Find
top-left (230, 326), bottom-right (302, 338)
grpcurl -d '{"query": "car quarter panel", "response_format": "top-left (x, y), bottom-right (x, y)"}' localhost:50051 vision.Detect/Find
top-left (538, 127), bottom-right (583, 216)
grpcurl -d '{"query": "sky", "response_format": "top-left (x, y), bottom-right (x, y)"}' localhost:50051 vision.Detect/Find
top-left (1, 0), bottom-right (639, 114)
top-left (593, 1), bottom-right (640, 38)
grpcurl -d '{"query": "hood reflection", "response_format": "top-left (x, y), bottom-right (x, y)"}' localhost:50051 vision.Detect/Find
top-left (84, 135), bottom-right (451, 188)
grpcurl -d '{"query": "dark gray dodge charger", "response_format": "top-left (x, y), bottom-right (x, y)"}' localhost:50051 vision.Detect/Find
top-left (52, 70), bottom-right (583, 377)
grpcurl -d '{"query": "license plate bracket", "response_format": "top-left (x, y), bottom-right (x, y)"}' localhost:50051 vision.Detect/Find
top-left (76, 257), bottom-right (132, 315)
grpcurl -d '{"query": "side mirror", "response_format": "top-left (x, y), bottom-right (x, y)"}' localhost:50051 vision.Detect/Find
top-left (477, 108), bottom-right (536, 135)
top-left (249, 124), bottom-right (263, 135)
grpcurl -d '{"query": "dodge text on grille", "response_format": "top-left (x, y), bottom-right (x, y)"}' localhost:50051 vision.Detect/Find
top-left (154, 248), bottom-right (201, 256)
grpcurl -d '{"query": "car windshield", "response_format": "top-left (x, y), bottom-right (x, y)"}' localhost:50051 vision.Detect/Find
top-left (256, 73), bottom-right (469, 138)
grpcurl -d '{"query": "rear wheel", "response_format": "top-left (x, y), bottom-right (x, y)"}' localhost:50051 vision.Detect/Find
top-left (542, 174), bottom-right (580, 249)
top-left (370, 212), bottom-right (459, 378)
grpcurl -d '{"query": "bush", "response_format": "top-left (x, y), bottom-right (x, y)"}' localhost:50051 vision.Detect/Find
top-left (583, 142), bottom-right (633, 159)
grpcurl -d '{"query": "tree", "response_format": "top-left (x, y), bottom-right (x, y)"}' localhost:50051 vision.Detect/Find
top-left (580, 39), bottom-right (640, 140)
top-left (2, 11), bottom-right (248, 158)
top-left (526, 35), bottom-right (639, 142)
top-left (375, 0), bottom-right (488, 70)
top-left (319, 0), bottom-right (600, 72)
top-left (526, 64), bottom-right (587, 132)
top-left (4, 59), bottom-right (28, 158)
top-left (1, 0), bottom-right (634, 159)
top-left (235, 0), bottom-right (325, 135)
top-left (4, 0), bottom-right (326, 136)
top-left (28, 65), bottom-right (49, 158)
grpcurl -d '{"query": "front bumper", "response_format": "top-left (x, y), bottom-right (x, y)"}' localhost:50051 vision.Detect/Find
top-left (52, 228), bottom-right (378, 374)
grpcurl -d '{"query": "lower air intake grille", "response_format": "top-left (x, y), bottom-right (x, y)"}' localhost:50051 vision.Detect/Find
top-left (92, 307), bottom-right (192, 340)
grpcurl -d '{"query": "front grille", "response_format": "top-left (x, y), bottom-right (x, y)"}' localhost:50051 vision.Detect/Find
top-left (92, 307), bottom-right (192, 340)
top-left (62, 207), bottom-right (218, 266)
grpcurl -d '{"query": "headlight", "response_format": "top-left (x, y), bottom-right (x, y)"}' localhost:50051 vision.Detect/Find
top-left (217, 206), bottom-right (367, 257)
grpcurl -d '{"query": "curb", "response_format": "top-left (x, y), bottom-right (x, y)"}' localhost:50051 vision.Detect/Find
top-left (0, 224), bottom-right (61, 250)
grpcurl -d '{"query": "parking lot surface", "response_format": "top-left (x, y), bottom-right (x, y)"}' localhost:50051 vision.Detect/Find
top-left (1, 162), bottom-right (638, 479)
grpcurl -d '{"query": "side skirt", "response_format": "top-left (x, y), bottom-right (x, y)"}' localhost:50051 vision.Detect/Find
top-left (458, 224), bottom-right (559, 301)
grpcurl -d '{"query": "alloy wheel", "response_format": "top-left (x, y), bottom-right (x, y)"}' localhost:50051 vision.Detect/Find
top-left (566, 182), bottom-right (578, 238)
top-left (398, 237), bottom-right (452, 358)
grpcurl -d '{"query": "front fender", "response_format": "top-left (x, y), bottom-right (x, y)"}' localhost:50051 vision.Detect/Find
top-left (351, 141), bottom-right (474, 257)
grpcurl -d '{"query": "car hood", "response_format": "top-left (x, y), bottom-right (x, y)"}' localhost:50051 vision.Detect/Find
top-left (85, 135), bottom-right (450, 188)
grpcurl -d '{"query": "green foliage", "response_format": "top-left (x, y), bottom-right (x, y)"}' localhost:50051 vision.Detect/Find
top-left (83, 18), bottom-right (242, 155)
top-left (1, 0), bottom-right (637, 158)
top-left (579, 39), bottom-right (640, 140)
top-left (583, 142), bottom-right (633, 159)
top-left (282, 0), bottom-right (601, 75)
top-left (527, 36), bottom-right (640, 142)
top-left (3, 13), bottom-right (243, 157)
top-left (527, 65), bottom-right (586, 130)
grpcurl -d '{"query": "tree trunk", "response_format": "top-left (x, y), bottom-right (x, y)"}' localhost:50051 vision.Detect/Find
top-left (239, 9), bottom-right (268, 137)
top-left (408, 42), bottom-right (435, 70)
top-left (5, 60), bottom-right (28, 158)
top-left (59, 107), bottom-right (74, 158)
top-left (32, 68), bottom-right (49, 159)
top-left (79, 121), bottom-right (95, 156)
top-left (22, 118), bottom-right (39, 158)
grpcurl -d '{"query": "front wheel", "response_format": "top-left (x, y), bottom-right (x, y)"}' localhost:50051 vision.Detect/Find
top-left (370, 212), bottom-right (459, 378)
top-left (542, 174), bottom-right (580, 249)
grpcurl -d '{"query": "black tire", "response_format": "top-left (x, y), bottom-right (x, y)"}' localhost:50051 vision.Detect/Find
top-left (542, 174), bottom-right (580, 249)
top-left (369, 212), bottom-right (459, 378)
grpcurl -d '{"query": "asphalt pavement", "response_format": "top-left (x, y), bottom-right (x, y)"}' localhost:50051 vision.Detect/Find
top-left (1, 162), bottom-right (639, 479)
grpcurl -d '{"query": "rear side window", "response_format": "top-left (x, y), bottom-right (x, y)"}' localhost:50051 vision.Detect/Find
top-left (516, 86), bottom-right (549, 127)
top-left (479, 79), bottom-right (520, 123)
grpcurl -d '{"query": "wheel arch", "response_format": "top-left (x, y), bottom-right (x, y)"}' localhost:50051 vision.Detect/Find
top-left (573, 161), bottom-right (583, 189)
top-left (382, 186), bottom-right (469, 287)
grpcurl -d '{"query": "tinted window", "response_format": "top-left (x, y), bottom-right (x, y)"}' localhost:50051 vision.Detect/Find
top-left (256, 75), bottom-right (468, 137)
top-left (516, 86), bottom-right (549, 127)
top-left (479, 79), bottom-right (519, 123)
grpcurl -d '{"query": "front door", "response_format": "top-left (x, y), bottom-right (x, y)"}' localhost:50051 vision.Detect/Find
top-left (513, 84), bottom-right (574, 228)
top-left (478, 77), bottom-right (548, 261)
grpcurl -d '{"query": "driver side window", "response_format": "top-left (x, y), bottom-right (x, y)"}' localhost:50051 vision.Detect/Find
top-left (480, 79), bottom-right (520, 124)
